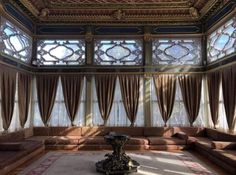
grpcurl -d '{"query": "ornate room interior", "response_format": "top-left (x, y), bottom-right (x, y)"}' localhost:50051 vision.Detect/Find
top-left (0, 0), bottom-right (236, 174)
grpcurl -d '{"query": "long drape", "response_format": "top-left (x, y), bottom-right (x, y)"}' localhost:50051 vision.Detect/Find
top-left (61, 75), bottom-right (84, 125)
top-left (153, 74), bottom-right (176, 126)
top-left (222, 66), bottom-right (236, 131)
top-left (119, 75), bottom-right (140, 126)
top-left (36, 75), bottom-right (58, 126)
top-left (207, 71), bottom-right (221, 128)
top-left (0, 66), bottom-right (17, 131)
top-left (18, 73), bottom-right (32, 128)
top-left (95, 75), bottom-right (116, 125)
top-left (179, 74), bottom-right (202, 126)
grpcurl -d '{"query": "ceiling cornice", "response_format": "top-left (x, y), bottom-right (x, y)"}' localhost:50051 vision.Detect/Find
top-left (2, 0), bottom-right (226, 25)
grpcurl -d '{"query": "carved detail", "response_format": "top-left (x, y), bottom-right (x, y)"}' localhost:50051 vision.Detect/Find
top-left (85, 32), bottom-right (93, 43)
top-left (39, 8), bottom-right (49, 18)
top-left (112, 10), bottom-right (125, 20)
top-left (143, 33), bottom-right (152, 42)
top-left (189, 7), bottom-right (200, 18)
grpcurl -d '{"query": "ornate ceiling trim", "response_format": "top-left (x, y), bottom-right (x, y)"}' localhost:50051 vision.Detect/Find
top-left (0, 0), bottom-right (231, 26)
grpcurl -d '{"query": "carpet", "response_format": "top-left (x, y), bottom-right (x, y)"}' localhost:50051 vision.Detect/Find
top-left (19, 151), bottom-right (218, 175)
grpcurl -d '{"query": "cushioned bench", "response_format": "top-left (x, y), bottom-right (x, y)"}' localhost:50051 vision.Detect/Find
top-left (35, 127), bottom-right (150, 150)
top-left (34, 127), bottom-right (200, 151)
top-left (0, 130), bottom-right (44, 175)
top-left (33, 126), bottom-right (198, 151)
top-left (1, 126), bottom-right (236, 174)
top-left (182, 128), bottom-right (236, 175)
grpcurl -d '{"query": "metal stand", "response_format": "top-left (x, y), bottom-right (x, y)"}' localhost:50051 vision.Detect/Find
top-left (96, 133), bottom-right (140, 174)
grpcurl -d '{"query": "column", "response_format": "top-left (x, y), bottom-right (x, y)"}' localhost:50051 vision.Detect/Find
top-left (143, 27), bottom-right (152, 127)
top-left (85, 26), bottom-right (94, 126)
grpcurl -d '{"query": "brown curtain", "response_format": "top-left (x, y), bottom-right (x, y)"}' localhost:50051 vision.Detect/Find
top-left (222, 66), bottom-right (236, 131)
top-left (95, 75), bottom-right (116, 125)
top-left (36, 75), bottom-right (59, 126)
top-left (179, 74), bottom-right (202, 126)
top-left (61, 75), bottom-right (84, 125)
top-left (207, 71), bottom-right (221, 128)
top-left (18, 73), bottom-right (32, 128)
top-left (0, 66), bottom-right (17, 131)
top-left (153, 74), bottom-right (176, 126)
top-left (119, 75), bottom-right (140, 126)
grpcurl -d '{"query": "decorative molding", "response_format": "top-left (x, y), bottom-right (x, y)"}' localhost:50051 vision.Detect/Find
top-left (3, 0), bottom-right (227, 25)
top-left (19, 0), bottom-right (39, 17)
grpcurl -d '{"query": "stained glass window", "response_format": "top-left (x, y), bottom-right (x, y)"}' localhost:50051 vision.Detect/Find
top-left (94, 40), bottom-right (143, 65)
top-left (0, 17), bottom-right (32, 62)
top-left (152, 39), bottom-right (201, 65)
top-left (37, 40), bottom-right (85, 65)
top-left (207, 17), bottom-right (236, 63)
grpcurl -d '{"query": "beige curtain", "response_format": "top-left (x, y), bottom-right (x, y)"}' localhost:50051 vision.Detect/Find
top-left (61, 75), bottom-right (84, 126)
top-left (207, 71), bottom-right (221, 128)
top-left (36, 75), bottom-right (59, 126)
top-left (95, 75), bottom-right (116, 125)
top-left (0, 66), bottom-right (17, 131)
top-left (18, 73), bottom-right (32, 128)
top-left (179, 74), bottom-right (202, 126)
top-left (153, 74), bottom-right (176, 126)
top-left (119, 75), bottom-right (140, 126)
top-left (222, 66), bottom-right (236, 131)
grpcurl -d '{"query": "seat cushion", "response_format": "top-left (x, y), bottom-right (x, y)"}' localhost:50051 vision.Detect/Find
top-left (45, 136), bottom-right (81, 145)
top-left (0, 140), bottom-right (43, 169)
top-left (0, 151), bottom-right (27, 169)
top-left (127, 137), bottom-right (149, 145)
top-left (21, 140), bottom-right (43, 153)
top-left (211, 141), bottom-right (236, 150)
top-left (187, 136), bottom-right (211, 144)
top-left (143, 127), bottom-right (173, 137)
top-left (111, 127), bottom-right (144, 136)
top-left (148, 137), bottom-right (186, 145)
top-left (174, 127), bottom-right (205, 137)
top-left (174, 132), bottom-right (188, 140)
top-left (0, 142), bottom-right (23, 151)
top-left (79, 136), bottom-right (107, 145)
top-left (212, 150), bottom-right (236, 167)
top-left (81, 127), bottom-right (112, 137)
top-left (194, 137), bottom-right (212, 151)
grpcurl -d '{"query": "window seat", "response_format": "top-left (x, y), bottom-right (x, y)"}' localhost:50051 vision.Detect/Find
top-left (0, 130), bottom-right (44, 175)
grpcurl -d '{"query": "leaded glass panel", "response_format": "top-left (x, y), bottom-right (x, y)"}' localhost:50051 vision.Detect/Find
top-left (0, 17), bottom-right (32, 62)
top-left (37, 40), bottom-right (85, 65)
top-left (207, 17), bottom-right (236, 63)
top-left (152, 39), bottom-right (201, 65)
top-left (94, 40), bottom-right (143, 65)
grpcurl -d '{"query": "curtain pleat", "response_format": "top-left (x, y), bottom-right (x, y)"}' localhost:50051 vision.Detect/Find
top-left (36, 75), bottom-right (59, 126)
top-left (178, 74), bottom-right (202, 126)
top-left (95, 75), bottom-right (116, 125)
top-left (222, 66), bottom-right (236, 131)
top-left (119, 75), bottom-right (140, 126)
top-left (0, 66), bottom-right (17, 131)
top-left (153, 74), bottom-right (176, 126)
top-left (61, 75), bottom-right (84, 125)
top-left (207, 71), bottom-right (221, 128)
top-left (18, 73), bottom-right (32, 128)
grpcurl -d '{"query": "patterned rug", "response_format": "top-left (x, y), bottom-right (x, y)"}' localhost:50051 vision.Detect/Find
top-left (19, 151), bottom-right (217, 175)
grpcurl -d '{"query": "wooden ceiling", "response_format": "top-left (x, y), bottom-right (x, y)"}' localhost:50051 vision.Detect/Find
top-left (6, 0), bottom-right (227, 24)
